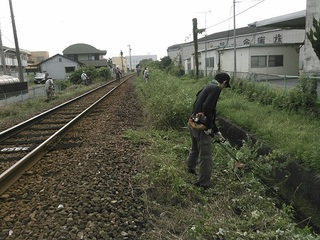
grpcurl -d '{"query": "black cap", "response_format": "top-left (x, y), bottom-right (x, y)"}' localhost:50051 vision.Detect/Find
top-left (214, 73), bottom-right (231, 88)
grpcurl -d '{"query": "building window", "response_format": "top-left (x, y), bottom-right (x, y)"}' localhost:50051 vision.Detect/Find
top-left (206, 57), bottom-right (214, 68)
top-left (258, 36), bottom-right (265, 44)
top-left (251, 56), bottom-right (267, 67)
top-left (59, 58), bottom-right (62, 62)
top-left (268, 55), bottom-right (283, 67)
top-left (251, 55), bottom-right (283, 68)
top-left (65, 66), bottom-right (75, 73)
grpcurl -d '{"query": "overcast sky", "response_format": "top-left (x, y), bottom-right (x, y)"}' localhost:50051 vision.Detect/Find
top-left (0, 0), bottom-right (306, 60)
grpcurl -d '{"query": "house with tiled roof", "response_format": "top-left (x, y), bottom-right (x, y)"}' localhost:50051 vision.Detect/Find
top-left (63, 43), bottom-right (109, 68)
top-left (36, 43), bottom-right (110, 80)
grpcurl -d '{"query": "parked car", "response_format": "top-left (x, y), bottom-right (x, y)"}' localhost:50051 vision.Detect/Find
top-left (34, 72), bottom-right (48, 84)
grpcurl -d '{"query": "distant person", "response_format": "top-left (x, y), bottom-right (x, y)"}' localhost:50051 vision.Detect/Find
top-left (45, 76), bottom-right (54, 101)
top-left (143, 68), bottom-right (149, 83)
top-left (136, 65), bottom-right (141, 76)
top-left (116, 67), bottom-right (122, 81)
top-left (81, 71), bottom-right (89, 85)
top-left (112, 65), bottom-right (117, 78)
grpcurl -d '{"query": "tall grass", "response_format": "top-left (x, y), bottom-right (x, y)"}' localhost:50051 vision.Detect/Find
top-left (129, 72), bottom-right (320, 238)
top-left (219, 91), bottom-right (320, 170)
top-left (135, 69), bottom-right (207, 130)
top-left (135, 69), bottom-right (320, 171)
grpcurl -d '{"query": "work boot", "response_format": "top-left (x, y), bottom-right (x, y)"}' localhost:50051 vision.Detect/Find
top-left (187, 168), bottom-right (197, 175)
top-left (194, 182), bottom-right (210, 190)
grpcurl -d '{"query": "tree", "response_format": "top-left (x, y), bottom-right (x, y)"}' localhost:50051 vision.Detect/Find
top-left (160, 56), bottom-right (172, 69)
top-left (306, 17), bottom-right (320, 61)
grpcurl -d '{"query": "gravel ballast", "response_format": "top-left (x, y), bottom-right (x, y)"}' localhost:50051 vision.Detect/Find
top-left (0, 80), bottom-right (150, 240)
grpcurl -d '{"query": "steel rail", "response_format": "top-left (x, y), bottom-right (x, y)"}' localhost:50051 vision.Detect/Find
top-left (0, 76), bottom-right (132, 195)
top-left (0, 78), bottom-right (122, 142)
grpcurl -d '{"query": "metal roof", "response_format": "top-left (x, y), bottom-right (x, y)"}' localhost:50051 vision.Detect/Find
top-left (248, 10), bottom-right (306, 29)
top-left (167, 10), bottom-right (306, 51)
top-left (0, 75), bottom-right (20, 85)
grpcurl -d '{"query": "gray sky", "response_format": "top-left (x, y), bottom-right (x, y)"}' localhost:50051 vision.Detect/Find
top-left (0, 0), bottom-right (306, 60)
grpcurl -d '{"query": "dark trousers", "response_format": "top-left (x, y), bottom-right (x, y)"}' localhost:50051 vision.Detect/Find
top-left (187, 126), bottom-right (213, 187)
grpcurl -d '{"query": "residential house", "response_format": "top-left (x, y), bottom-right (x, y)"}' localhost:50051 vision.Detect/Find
top-left (63, 43), bottom-right (109, 68)
top-left (37, 43), bottom-right (110, 80)
top-left (0, 46), bottom-right (29, 77)
top-left (25, 51), bottom-right (49, 73)
top-left (39, 54), bottom-right (82, 80)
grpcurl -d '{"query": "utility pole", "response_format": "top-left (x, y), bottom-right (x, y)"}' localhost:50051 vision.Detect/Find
top-left (120, 50), bottom-right (124, 73)
top-left (127, 44), bottom-right (132, 71)
top-left (193, 18), bottom-right (205, 79)
top-left (9, 0), bottom-right (24, 82)
top-left (193, 18), bottom-right (199, 78)
top-left (233, 0), bottom-right (237, 81)
top-left (0, 28), bottom-right (7, 75)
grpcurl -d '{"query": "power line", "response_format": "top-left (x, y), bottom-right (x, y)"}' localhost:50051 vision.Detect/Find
top-left (206, 0), bottom-right (265, 31)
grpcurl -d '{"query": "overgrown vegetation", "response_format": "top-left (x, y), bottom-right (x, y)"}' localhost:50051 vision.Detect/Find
top-left (135, 66), bottom-right (320, 170)
top-left (67, 66), bottom-right (112, 84)
top-left (128, 70), bottom-right (320, 238)
top-left (233, 76), bottom-right (319, 117)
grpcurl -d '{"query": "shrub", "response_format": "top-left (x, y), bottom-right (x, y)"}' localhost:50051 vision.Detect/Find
top-left (233, 76), bottom-right (318, 116)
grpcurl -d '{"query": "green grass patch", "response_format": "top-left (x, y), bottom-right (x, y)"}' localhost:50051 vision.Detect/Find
top-left (134, 69), bottom-right (320, 172)
top-left (125, 129), bottom-right (318, 239)
top-left (219, 91), bottom-right (320, 170)
top-left (129, 70), bottom-right (320, 238)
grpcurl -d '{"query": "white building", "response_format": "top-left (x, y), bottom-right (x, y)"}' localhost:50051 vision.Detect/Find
top-left (39, 54), bottom-right (81, 80)
top-left (0, 46), bottom-right (29, 77)
top-left (168, 4), bottom-right (320, 78)
top-left (125, 55), bottom-right (157, 71)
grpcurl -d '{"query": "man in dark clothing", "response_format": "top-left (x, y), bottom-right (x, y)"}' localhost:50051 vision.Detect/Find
top-left (187, 72), bottom-right (231, 189)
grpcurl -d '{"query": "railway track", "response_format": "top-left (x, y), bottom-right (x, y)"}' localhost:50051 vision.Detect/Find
top-left (0, 75), bottom-right (134, 195)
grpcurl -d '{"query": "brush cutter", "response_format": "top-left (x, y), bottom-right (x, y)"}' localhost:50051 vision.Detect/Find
top-left (213, 139), bottom-right (246, 169)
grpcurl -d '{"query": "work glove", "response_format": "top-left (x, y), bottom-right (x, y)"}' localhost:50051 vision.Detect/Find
top-left (213, 131), bottom-right (226, 143)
